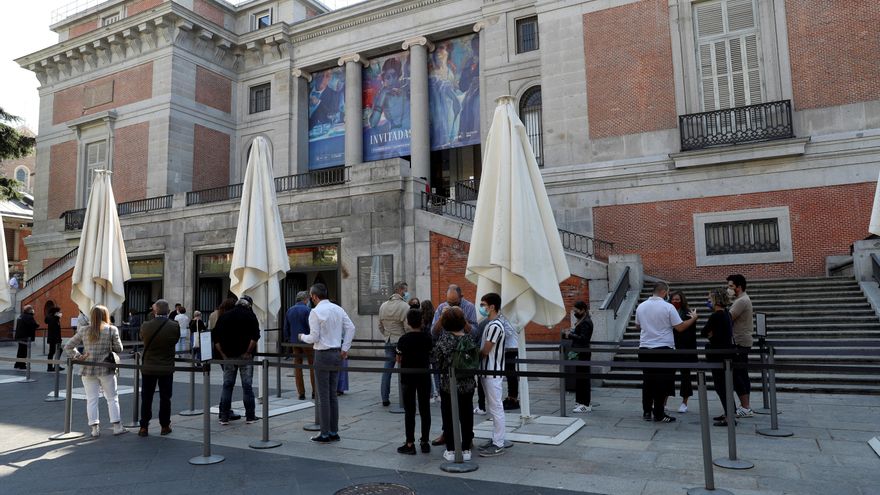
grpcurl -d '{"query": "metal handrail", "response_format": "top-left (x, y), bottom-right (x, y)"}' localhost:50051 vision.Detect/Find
top-left (872, 253), bottom-right (880, 287)
top-left (679, 100), bottom-right (794, 152)
top-left (186, 183), bottom-right (244, 206)
top-left (453, 179), bottom-right (480, 202)
top-left (62, 194), bottom-right (174, 230)
top-left (420, 191), bottom-right (614, 259)
top-left (599, 266), bottom-right (630, 319)
top-left (24, 247), bottom-right (79, 289)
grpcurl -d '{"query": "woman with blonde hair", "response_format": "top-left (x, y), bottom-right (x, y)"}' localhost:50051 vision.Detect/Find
top-left (64, 305), bottom-right (126, 437)
top-left (701, 287), bottom-right (737, 427)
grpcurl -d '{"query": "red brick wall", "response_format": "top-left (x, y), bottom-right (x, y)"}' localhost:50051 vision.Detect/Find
top-left (195, 66), bottom-right (232, 113)
top-left (21, 268), bottom-right (78, 338)
top-left (786, 0), bottom-right (880, 110)
top-left (128, 0), bottom-right (165, 16)
top-left (429, 232), bottom-right (589, 341)
top-left (53, 62), bottom-right (154, 125)
top-left (112, 122), bottom-right (149, 203)
top-left (583, 0), bottom-right (677, 138)
top-left (193, 124), bottom-right (230, 189)
top-left (48, 141), bottom-right (78, 219)
top-left (69, 19), bottom-right (99, 39)
top-left (194, 0), bottom-right (225, 26)
top-left (593, 182), bottom-right (874, 282)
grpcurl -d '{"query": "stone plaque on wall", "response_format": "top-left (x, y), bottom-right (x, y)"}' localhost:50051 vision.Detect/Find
top-left (357, 254), bottom-right (393, 315)
top-left (83, 80), bottom-right (114, 108)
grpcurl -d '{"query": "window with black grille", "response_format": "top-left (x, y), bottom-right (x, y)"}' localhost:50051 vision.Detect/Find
top-left (516, 16), bottom-right (539, 53)
top-left (519, 86), bottom-right (543, 167)
top-left (249, 83), bottom-right (271, 114)
top-left (705, 218), bottom-right (779, 255)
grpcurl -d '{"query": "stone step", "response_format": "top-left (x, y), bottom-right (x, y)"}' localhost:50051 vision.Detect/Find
top-left (611, 354), bottom-right (880, 364)
top-left (647, 277), bottom-right (857, 289)
top-left (641, 287), bottom-right (865, 297)
top-left (600, 379), bottom-right (880, 395)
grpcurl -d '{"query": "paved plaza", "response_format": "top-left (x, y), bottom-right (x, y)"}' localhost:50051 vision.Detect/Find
top-left (0, 343), bottom-right (878, 495)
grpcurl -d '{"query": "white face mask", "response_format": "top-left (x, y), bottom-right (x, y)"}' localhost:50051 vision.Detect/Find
top-left (727, 288), bottom-right (736, 298)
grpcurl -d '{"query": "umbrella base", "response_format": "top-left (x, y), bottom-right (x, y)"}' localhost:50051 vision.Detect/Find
top-left (440, 461), bottom-right (479, 473)
top-left (49, 432), bottom-right (85, 441)
top-left (249, 440), bottom-right (282, 449)
top-left (189, 455), bottom-right (225, 465)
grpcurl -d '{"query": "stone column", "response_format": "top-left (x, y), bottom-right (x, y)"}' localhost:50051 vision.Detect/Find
top-left (291, 68), bottom-right (312, 174)
top-left (402, 37), bottom-right (432, 182)
top-left (338, 54), bottom-right (365, 167)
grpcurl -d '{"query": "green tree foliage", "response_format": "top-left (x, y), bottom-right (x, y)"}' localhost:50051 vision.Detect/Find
top-left (0, 108), bottom-right (36, 161)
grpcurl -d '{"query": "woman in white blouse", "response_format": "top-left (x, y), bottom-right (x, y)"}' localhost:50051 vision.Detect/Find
top-left (64, 305), bottom-right (126, 437)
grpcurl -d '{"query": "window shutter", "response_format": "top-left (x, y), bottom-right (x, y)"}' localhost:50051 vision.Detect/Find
top-left (695, 2), bottom-right (724, 37)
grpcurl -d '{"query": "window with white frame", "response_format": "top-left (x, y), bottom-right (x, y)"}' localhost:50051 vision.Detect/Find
top-left (693, 207), bottom-right (792, 267)
top-left (694, 0), bottom-right (763, 111)
top-left (83, 141), bottom-right (107, 204)
top-left (252, 9), bottom-right (272, 30)
top-left (14, 167), bottom-right (28, 189)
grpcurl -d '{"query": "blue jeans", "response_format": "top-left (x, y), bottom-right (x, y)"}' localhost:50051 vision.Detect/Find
top-left (219, 359), bottom-right (255, 420)
top-left (380, 341), bottom-right (396, 402)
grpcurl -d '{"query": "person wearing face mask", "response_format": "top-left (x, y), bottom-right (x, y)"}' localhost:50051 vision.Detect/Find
top-left (379, 281), bottom-right (411, 407)
top-left (702, 287), bottom-right (737, 426)
top-left (669, 291), bottom-right (697, 413)
top-left (564, 301), bottom-right (594, 413)
top-left (726, 274), bottom-right (754, 418)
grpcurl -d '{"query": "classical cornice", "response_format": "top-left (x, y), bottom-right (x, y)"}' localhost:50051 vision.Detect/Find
top-left (290, 0), bottom-right (448, 43)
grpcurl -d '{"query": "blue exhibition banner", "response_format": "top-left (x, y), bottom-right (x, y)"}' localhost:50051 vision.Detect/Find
top-left (308, 66), bottom-right (346, 169)
top-left (363, 51), bottom-right (411, 161)
top-left (429, 34), bottom-right (480, 151)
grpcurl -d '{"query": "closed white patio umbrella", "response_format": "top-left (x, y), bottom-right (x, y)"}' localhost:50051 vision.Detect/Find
top-left (0, 212), bottom-right (12, 311)
top-left (71, 170), bottom-right (131, 316)
top-left (870, 171), bottom-right (880, 236)
top-left (466, 96), bottom-right (571, 419)
top-left (229, 137), bottom-right (290, 396)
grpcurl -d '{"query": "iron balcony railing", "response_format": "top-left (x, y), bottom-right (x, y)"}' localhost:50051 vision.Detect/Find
top-left (599, 266), bottom-right (630, 319)
top-left (61, 194), bottom-right (174, 230)
top-left (187, 167), bottom-right (350, 206)
top-left (679, 100), bottom-right (794, 152)
top-left (186, 183), bottom-right (243, 206)
top-left (420, 191), bottom-right (614, 259)
top-left (24, 247), bottom-right (78, 289)
top-left (453, 179), bottom-right (480, 202)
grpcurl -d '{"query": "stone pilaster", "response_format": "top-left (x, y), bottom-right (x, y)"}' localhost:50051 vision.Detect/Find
top-left (338, 54), bottom-right (367, 167)
top-left (402, 37), bottom-right (433, 182)
top-left (292, 68), bottom-right (312, 174)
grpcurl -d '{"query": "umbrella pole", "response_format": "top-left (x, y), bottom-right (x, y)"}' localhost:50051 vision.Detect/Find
top-left (517, 325), bottom-right (531, 421)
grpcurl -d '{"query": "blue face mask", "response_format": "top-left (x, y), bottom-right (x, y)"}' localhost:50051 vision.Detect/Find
top-left (705, 300), bottom-right (714, 310)
top-left (402, 291), bottom-right (410, 301)
top-left (478, 306), bottom-right (489, 318)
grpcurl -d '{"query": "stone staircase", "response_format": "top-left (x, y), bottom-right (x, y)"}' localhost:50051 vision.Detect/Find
top-left (603, 277), bottom-right (880, 395)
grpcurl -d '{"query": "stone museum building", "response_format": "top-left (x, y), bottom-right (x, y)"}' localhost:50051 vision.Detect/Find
top-left (13, 0), bottom-right (880, 344)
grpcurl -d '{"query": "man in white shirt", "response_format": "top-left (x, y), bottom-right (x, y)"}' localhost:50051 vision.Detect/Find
top-left (635, 282), bottom-right (697, 423)
top-left (477, 292), bottom-right (507, 457)
top-left (298, 283), bottom-right (355, 443)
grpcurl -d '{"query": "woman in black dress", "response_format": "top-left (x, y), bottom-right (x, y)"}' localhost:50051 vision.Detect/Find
top-left (702, 287), bottom-right (736, 426)
top-left (45, 305), bottom-right (64, 371)
top-left (565, 300), bottom-right (593, 413)
top-left (670, 291), bottom-right (696, 413)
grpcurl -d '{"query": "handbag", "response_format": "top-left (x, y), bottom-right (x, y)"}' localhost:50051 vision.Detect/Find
top-left (103, 327), bottom-right (120, 373)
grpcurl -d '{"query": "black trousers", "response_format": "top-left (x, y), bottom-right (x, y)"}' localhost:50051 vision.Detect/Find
top-left (140, 374), bottom-right (173, 428)
top-left (504, 350), bottom-right (518, 399)
top-left (732, 346), bottom-right (751, 396)
top-left (402, 377), bottom-right (432, 443)
top-left (440, 389), bottom-right (474, 451)
top-left (711, 368), bottom-right (730, 415)
top-left (677, 361), bottom-right (696, 399)
top-left (575, 351), bottom-right (592, 406)
top-left (476, 377), bottom-right (485, 410)
top-left (47, 343), bottom-right (62, 370)
top-left (14, 342), bottom-right (30, 369)
top-left (639, 347), bottom-right (675, 420)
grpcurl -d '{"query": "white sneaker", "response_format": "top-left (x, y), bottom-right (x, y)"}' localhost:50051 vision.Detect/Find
top-left (112, 423), bottom-right (128, 436)
top-left (473, 407), bottom-right (486, 415)
top-left (90, 425), bottom-right (100, 438)
top-left (443, 450), bottom-right (455, 462)
top-left (462, 449), bottom-right (472, 461)
top-left (572, 404), bottom-right (591, 413)
top-left (678, 403), bottom-right (688, 414)
top-left (430, 394), bottom-right (439, 404)
top-left (735, 407), bottom-right (753, 418)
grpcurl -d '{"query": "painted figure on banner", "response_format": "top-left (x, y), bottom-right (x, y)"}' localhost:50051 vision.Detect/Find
top-left (429, 34), bottom-right (480, 151)
top-left (363, 52), bottom-right (412, 161)
top-left (308, 66), bottom-right (346, 169)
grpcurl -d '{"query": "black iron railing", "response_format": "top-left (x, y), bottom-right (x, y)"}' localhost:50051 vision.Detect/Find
top-left (872, 253), bottom-right (880, 287)
top-left (420, 192), bottom-right (614, 259)
top-left (679, 100), bottom-right (794, 152)
top-left (600, 266), bottom-right (630, 319)
top-left (24, 247), bottom-right (78, 289)
top-left (61, 208), bottom-right (86, 230)
top-left (275, 166), bottom-right (349, 193)
top-left (186, 183), bottom-right (244, 206)
top-left (454, 179), bottom-right (480, 202)
top-left (117, 195), bottom-right (172, 215)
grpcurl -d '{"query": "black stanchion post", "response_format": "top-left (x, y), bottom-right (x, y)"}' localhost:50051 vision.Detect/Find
top-left (559, 344), bottom-right (567, 417)
top-left (49, 358), bottom-right (85, 440)
top-left (180, 358), bottom-right (203, 416)
top-left (276, 338), bottom-right (282, 398)
top-left (755, 336), bottom-right (771, 415)
top-left (757, 346), bottom-right (793, 437)
top-left (688, 371), bottom-right (733, 495)
top-left (440, 366), bottom-right (478, 473)
top-left (21, 340), bottom-right (36, 383)
top-left (303, 357), bottom-right (321, 431)
top-left (390, 363), bottom-right (405, 414)
top-left (250, 359), bottom-right (282, 449)
top-left (189, 364), bottom-right (224, 465)
top-left (713, 360), bottom-right (754, 470)
top-left (125, 352), bottom-right (141, 428)
top-left (45, 357), bottom-right (64, 402)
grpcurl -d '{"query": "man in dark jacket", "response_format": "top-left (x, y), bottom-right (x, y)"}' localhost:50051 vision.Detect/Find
top-left (139, 299), bottom-right (181, 437)
top-left (214, 295), bottom-right (261, 425)
top-left (14, 306), bottom-right (38, 370)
